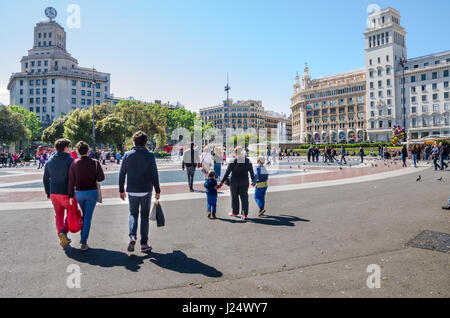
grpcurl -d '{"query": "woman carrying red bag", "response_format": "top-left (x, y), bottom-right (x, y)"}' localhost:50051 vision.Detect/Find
top-left (68, 141), bottom-right (105, 252)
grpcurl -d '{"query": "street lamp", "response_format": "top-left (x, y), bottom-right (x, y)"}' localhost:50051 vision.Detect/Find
top-left (92, 68), bottom-right (96, 156)
top-left (399, 57), bottom-right (407, 142)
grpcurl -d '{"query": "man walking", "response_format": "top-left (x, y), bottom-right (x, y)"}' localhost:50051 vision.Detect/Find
top-left (119, 131), bottom-right (161, 253)
top-left (182, 142), bottom-right (201, 192)
top-left (439, 142), bottom-right (448, 171)
top-left (339, 146), bottom-right (347, 164)
top-left (43, 138), bottom-right (75, 247)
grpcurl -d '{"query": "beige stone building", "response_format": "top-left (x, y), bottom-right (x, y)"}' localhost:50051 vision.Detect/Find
top-left (264, 111), bottom-right (292, 141)
top-left (200, 99), bottom-right (265, 141)
top-left (291, 66), bottom-right (366, 144)
top-left (8, 13), bottom-right (110, 127)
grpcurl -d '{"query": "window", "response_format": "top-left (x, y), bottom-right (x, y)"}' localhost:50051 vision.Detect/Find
top-left (387, 79), bottom-right (391, 86)
top-left (422, 85), bottom-right (426, 92)
top-left (432, 83), bottom-right (438, 90)
top-left (445, 92), bottom-right (449, 99)
top-left (386, 67), bottom-right (391, 75)
top-left (369, 71), bottom-right (374, 78)
top-left (444, 70), bottom-right (449, 77)
top-left (422, 95), bottom-right (427, 102)
top-left (432, 72), bottom-right (437, 80)
top-left (433, 104), bottom-right (439, 112)
top-left (422, 106), bottom-right (428, 112)
top-left (411, 76), bottom-right (416, 83)
top-left (29, 89), bottom-right (34, 95)
top-left (72, 89), bottom-right (76, 95)
top-left (51, 97), bottom-right (55, 103)
top-left (412, 97), bottom-right (416, 103)
top-left (433, 94), bottom-right (438, 100)
top-left (36, 107), bottom-right (40, 113)
top-left (29, 80), bottom-right (34, 86)
top-left (96, 83), bottom-right (100, 89)
top-left (81, 82), bottom-right (86, 87)
top-left (51, 88), bottom-right (55, 94)
top-left (421, 74), bottom-right (427, 81)
top-left (444, 82), bottom-right (449, 88)
top-left (52, 79), bottom-right (55, 85)
top-left (72, 80), bottom-right (77, 86)
top-left (411, 107), bottom-right (416, 113)
top-left (378, 81), bottom-right (382, 88)
top-left (20, 80), bottom-right (23, 86)
top-left (51, 106), bottom-right (55, 113)
top-left (72, 98), bottom-right (76, 104)
top-left (43, 79), bottom-right (47, 85)
top-left (378, 69), bottom-right (382, 76)
top-left (386, 55), bottom-right (389, 62)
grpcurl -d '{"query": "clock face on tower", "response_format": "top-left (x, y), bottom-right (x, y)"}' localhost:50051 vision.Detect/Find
top-left (45, 7), bottom-right (57, 20)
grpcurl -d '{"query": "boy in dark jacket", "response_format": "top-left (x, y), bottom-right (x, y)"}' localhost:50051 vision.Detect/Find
top-left (204, 171), bottom-right (218, 219)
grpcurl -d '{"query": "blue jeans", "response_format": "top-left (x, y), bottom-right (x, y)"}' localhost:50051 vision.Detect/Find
top-left (207, 194), bottom-right (217, 215)
top-left (75, 190), bottom-right (98, 245)
top-left (128, 194), bottom-right (151, 245)
top-left (412, 154), bottom-right (417, 167)
top-left (214, 163), bottom-right (221, 180)
top-left (255, 187), bottom-right (267, 210)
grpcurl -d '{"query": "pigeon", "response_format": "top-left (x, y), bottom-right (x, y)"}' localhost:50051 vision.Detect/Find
top-left (416, 175), bottom-right (422, 182)
top-left (349, 164), bottom-right (352, 168)
top-left (437, 176), bottom-right (443, 181)
top-left (339, 167), bottom-right (343, 170)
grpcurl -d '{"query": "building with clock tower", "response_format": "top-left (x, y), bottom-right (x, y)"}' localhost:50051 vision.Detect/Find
top-left (7, 8), bottom-right (111, 127)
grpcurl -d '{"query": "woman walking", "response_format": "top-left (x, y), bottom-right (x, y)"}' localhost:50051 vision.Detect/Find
top-left (212, 147), bottom-right (222, 181)
top-left (411, 145), bottom-right (419, 168)
top-left (219, 147), bottom-right (255, 221)
top-left (401, 145), bottom-right (408, 167)
top-left (359, 146), bottom-right (365, 163)
top-left (68, 141), bottom-right (105, 251)
top-left (200, 146), bottom-right (213, 179)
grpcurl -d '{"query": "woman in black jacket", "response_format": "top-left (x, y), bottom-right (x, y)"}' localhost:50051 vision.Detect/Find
top-left (219, 147), bottom-right (255, 221)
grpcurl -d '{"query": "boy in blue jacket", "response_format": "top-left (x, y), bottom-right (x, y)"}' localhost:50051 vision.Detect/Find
top-left (204, 171), bottom-right (218, 219)
top-left (252, 157), bottom-right (269, 217)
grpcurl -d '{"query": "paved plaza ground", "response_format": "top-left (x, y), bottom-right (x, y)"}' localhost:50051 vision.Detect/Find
top-left (0, 157), bottom-right (448, 297)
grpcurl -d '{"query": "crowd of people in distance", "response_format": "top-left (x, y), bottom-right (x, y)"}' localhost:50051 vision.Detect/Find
top-left (0, 150), bottom-right (25, 168)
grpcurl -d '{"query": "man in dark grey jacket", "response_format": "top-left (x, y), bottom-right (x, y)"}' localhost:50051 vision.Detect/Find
top-left (119, 131), bottom-right (161, 253)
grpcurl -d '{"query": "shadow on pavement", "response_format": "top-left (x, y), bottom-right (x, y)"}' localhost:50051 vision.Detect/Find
top-left (217, 215), bottom-right (310, 227)
top-left (64, 248), bottom-right (222, 277)
top-left (148, 250), bottom-right (222, 278)
top-left (64, 247), bottom-right (151, 272)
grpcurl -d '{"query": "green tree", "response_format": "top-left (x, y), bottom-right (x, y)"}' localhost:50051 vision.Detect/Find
top-left (9, 105), bottom-right (42, 140)
top-left (42, 115), bottom-right (67, 145)
top-left (115, 101), bottom-right (166, 148)
top-left (63, 109), bottom-right (93, 146)
top-left (96, 115), bottom-right (127, 151)
top-left (166, 108), bottom-right (198, 134)
top-left (0, 105), bottom-right (28, 146)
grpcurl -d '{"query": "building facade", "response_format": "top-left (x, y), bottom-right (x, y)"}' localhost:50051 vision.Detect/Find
top-left (291, 7), bottom-right (449, 143)
top-left (291, 66), bottom-right (366, 144)
top-left (200, 99), bottom-right (265, 140)
top-left (7, 15), bottom-right (111, 127)
top-left (264, 111), bottom-right (292, 141)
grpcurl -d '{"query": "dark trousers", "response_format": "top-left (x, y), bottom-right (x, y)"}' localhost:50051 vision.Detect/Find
top-left (340, 155), bottom-right (346, 164)
top-left (230, 182), bottom-right (249, 216)
top-left (128, 194), bottom-right (151, 245)
top-left (186, 166), bottom-right (196, 190)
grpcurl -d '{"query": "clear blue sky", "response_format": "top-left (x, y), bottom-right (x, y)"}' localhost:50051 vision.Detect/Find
top-left (1, 0), bottom-right (449, 114)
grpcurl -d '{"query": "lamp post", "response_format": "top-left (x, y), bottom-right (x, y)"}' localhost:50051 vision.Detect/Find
top-left (399, 57), bottom-right (407, 142)
top-left (92, 68), bottom-right (96, 156)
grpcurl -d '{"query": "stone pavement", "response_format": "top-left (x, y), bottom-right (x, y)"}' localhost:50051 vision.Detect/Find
top-left (0, 160), bottom-right (448, 298)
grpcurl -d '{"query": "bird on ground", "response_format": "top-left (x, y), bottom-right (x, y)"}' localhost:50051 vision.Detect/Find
top-left (339, 167), bottom-right (343, 170)
top-left (437, 176), bottom-right (443, 181)
top-left (416, 175), bottom-right (422, 182)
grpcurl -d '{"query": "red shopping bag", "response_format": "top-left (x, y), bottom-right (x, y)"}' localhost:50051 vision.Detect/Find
top-left (67, 197), bottom-right (83, 233)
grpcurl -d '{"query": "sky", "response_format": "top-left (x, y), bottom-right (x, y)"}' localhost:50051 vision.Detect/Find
top-left (0, 0), bottom-right (449, 114)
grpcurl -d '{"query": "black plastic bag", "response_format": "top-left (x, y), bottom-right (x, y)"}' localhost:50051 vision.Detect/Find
top-left (156, 202), bottom-right (165, 227)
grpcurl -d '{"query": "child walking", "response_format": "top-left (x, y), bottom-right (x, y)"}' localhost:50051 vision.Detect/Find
top-left (252, 157), bottom-right (269, 217)
top-left (204, 171), bottom-right (218, 219)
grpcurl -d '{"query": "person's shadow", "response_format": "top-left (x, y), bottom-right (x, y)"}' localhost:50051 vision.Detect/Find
top-left (148, 250), bottom-right (222, 278)
top-left (64, 248), bottom-right (222, 277)
top-left (218, 215), bottom-right (310, 227)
